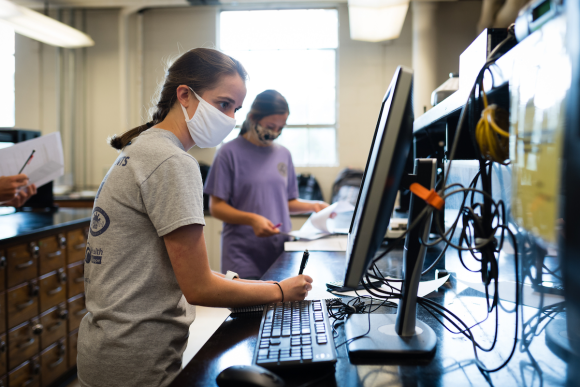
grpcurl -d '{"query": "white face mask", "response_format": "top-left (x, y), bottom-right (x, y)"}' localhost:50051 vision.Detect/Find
top-left (181, 88), bottom-right (236, 148)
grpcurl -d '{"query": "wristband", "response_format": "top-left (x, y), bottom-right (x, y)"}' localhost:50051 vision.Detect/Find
top-left (274, 282), bottom-right (284, 302)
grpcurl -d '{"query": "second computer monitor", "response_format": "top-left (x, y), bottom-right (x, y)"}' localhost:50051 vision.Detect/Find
top-left (343, 66), bottom-right (414, 288)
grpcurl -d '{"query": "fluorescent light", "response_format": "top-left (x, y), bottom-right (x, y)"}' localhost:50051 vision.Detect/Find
top-left (348, 0), bottom-right (409, 42)
top-left (0, 0), bottom-right (94, 48)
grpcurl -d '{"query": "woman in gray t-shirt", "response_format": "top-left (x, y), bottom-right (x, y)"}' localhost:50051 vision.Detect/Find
top-left (205, 90), bottom-right (330, 279)
top-left (77, 48), bottom-right (313, 387)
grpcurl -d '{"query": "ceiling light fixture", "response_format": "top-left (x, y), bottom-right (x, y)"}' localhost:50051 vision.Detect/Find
top-left (0, 0), bottom-right (94, 48)
top-left (348, 0), bottom-right (409, 42)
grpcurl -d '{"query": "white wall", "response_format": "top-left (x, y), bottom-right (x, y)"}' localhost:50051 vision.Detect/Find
top-left (14, 2), bottom-right (482, 200)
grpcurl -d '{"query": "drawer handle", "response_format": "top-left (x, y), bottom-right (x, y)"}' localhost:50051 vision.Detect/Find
top-left (47, 286), bottom-right (62, 296)
top-left (74, 243), bottom-right (86, 250)
top-left (47, 250), bottom-right (62, 259)
top-left (48, 321), bottom-right (62, 332)
top-left (74, 277), bottom-right (84, 283)
top-left (17, 338), bottom-right (35, 350)
top-left (17, 299), bottom-right (34, 310)
top-left (22, 377), bottom-right (35, 387)
top-left (49, 356), bottom-right (64, 369)
top-left (75, 308), bottom-right (88, 316)
top-left (16, 260), bottom-right (34, 269)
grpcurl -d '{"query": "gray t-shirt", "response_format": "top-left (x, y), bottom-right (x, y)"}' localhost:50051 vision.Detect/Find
top-left (77, 129), bottom-right (205, 387)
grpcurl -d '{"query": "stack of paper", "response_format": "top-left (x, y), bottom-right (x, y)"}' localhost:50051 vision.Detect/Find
top-left (0, 132), bottom-right (64, 188)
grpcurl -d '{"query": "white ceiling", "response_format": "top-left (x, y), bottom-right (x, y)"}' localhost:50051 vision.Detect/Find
top-left (12, 0), bottom-right (349, 9)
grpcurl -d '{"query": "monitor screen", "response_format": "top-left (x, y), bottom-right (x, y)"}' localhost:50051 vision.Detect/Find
top-left (343, 66), bottom-right (414, 288)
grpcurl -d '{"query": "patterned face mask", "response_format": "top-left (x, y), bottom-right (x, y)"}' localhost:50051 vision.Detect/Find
top-left (254, 123), bottom-right (282, 145)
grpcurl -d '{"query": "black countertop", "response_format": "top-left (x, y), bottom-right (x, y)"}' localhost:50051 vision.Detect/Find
top-left (169, 245), bottom-right (569, 387)
top-left (0, 208), bottom-right (92, 245)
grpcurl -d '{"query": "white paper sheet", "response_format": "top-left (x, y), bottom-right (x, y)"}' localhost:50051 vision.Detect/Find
top-left (182, 306), bottom-right (232, 366)
top-left (289, 201), bottom-right (354, 240)
top-left (284, 235), bottom-right (348, 251)
top-left (305, 285), bottom-right (338, 301)
top-left (456, 278), bottom-right (565, 309)
top-left (331, 274), bottom-right (450, 302)
top-left (0, 132), bottom-right (64, 188)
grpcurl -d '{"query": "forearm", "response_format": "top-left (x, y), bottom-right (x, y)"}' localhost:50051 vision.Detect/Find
top-left (288, 199), bottom-right (316, 214)
top-left (210, 196), bottom-right (256, 226)
top-left (212, 271), bottom-right (265, 284)
top-left (191, 274), bottom-right (282, 307)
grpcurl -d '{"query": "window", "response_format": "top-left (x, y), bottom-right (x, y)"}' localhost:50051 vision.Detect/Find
top-left (220, 9), bottom-right (338, 166)
top-left (0, 24), bottom-right (14, 128)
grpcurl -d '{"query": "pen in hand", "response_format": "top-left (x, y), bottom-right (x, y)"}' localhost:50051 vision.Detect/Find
top-left (18, 150), bottom-right (35, 174)
top-left (298, 249), bottom-right (309, 275)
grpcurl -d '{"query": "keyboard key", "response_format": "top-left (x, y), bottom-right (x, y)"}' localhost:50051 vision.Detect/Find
top-left (302, 336), bottom-right (312, 345)
top-left (270, 338), bottom-right (281, 345)
top-left (271, 328), bottom-right (281, 337)
top-left (302, 352), bottom-right (313, 360)
top-left (317, 335), bottom-right (328, 344)
top-left (301, 327), bottom-right (311, 335)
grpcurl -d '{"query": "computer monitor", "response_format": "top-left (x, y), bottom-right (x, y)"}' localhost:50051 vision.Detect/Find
top-left (343, 66), bottom-right (414, 289)
top-left (342, 66), bottom-right (438, 364)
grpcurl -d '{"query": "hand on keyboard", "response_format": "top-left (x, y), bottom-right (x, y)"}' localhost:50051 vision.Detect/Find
top-left (280, 275), bottom-right (313, 301)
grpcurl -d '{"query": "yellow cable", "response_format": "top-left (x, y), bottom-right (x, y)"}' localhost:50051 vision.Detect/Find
top-left (476, 89), bottom-right (510, 164)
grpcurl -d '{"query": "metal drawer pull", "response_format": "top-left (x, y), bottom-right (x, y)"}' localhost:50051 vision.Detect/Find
top-left (74, 277), bottom-right (84, 283)
top-left (16, 260), bottom-right (34, 269)
top-left (23, 377), bottom-right (36, 387)
top-left (47, 251), bottom-right (62, 258)
top-left (74, 243), bottom-right (86, 250)
top-left (48, 321), bottom-right (62, 332)
top-left (75, 308), bottom-right (88, 316)
top-left (49, 356), bottom-right (64, 369)
top-left (17, 338), bottom-right (35, 350)
top-left (47, 286), bottom-right (62, 296)
top-left (17, 299), bottom-right (34, 310)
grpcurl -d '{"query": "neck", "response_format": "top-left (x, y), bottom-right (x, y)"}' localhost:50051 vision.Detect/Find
top-left (154, 106), bottom-right (195, 150)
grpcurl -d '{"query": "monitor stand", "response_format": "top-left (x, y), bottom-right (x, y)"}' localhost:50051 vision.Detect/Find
top-left (345, 159), bottom-right (438, 364)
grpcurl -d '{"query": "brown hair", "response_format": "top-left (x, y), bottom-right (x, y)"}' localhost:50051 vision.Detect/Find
top-left (109, 48), bottom-right (247, 150)
top-left (239, 90), bottom-right (289, 135)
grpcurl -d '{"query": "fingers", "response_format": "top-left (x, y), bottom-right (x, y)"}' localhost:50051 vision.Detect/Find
top-left (304, 283), bottom-right (312, 291)
top-left (11, 174), bottom-right (29, 187)
top-left (301, 275), bottom-right (313, 283)
top-left (28, 184), bottom-right (37, 195)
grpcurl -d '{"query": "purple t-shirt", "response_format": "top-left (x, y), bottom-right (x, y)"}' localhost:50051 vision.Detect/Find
top-left (204, 136), bottom-right (298, 278)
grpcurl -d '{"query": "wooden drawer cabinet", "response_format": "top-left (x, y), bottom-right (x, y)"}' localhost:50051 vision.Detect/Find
top-left (0, 375), bottom-right (5, 387)
top-left (0, 292), bottom-right (5, 334)
top-left (7, 282), bottom-right (39, 329)
top-left (67, 330), bottom-right (78, 368)
top-left (66, 262), bottom-right (84, 298)
top-left (40, 339), bottom-right (66, 387)
top-left (66, 230), bottom-right (87, 264)
top-left (6, 243), bottom-right (38, 289)
top-left (38, 271), bottom-right (66, 313)
top-left (8, 357), bottom-right (39, 387)
top-left (0, 333), bottom-right (6, 377)
top-left (38, 236), bottom-right (66, 277)
top-left (39, 305), bottom-right (67, 351)
top-left (67, 294), bottom-right (86, 332)
top-left (7, 319), bottom-right (42, 371)
top-left (0, 249), bottom-right (6, 292)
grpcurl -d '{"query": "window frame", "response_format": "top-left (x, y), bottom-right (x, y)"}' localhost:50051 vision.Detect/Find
top-left (217, 7), bottom-right (340, 167)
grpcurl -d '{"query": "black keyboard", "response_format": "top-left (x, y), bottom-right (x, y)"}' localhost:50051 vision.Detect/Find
top-left (252, 300), bottom-right (337, 371)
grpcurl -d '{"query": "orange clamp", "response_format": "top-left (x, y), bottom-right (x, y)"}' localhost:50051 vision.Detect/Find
top-left (409, 183), bottom-right (445, 211)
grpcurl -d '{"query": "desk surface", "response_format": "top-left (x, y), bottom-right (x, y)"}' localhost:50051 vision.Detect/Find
top-left (0, 208), bottom-right (92, 244)
top-left (170, 249), bottom-right (568, 387)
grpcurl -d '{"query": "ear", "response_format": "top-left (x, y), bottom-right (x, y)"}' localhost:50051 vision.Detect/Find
top-left (176, 85), bottom-right (192, 108)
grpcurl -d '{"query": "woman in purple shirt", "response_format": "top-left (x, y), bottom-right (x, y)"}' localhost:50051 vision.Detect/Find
top-left (205, 90), bottom-right (329, 279)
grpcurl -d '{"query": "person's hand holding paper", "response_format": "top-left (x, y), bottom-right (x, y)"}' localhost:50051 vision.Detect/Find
top-left (0, 174), bottom-right (37, 207)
